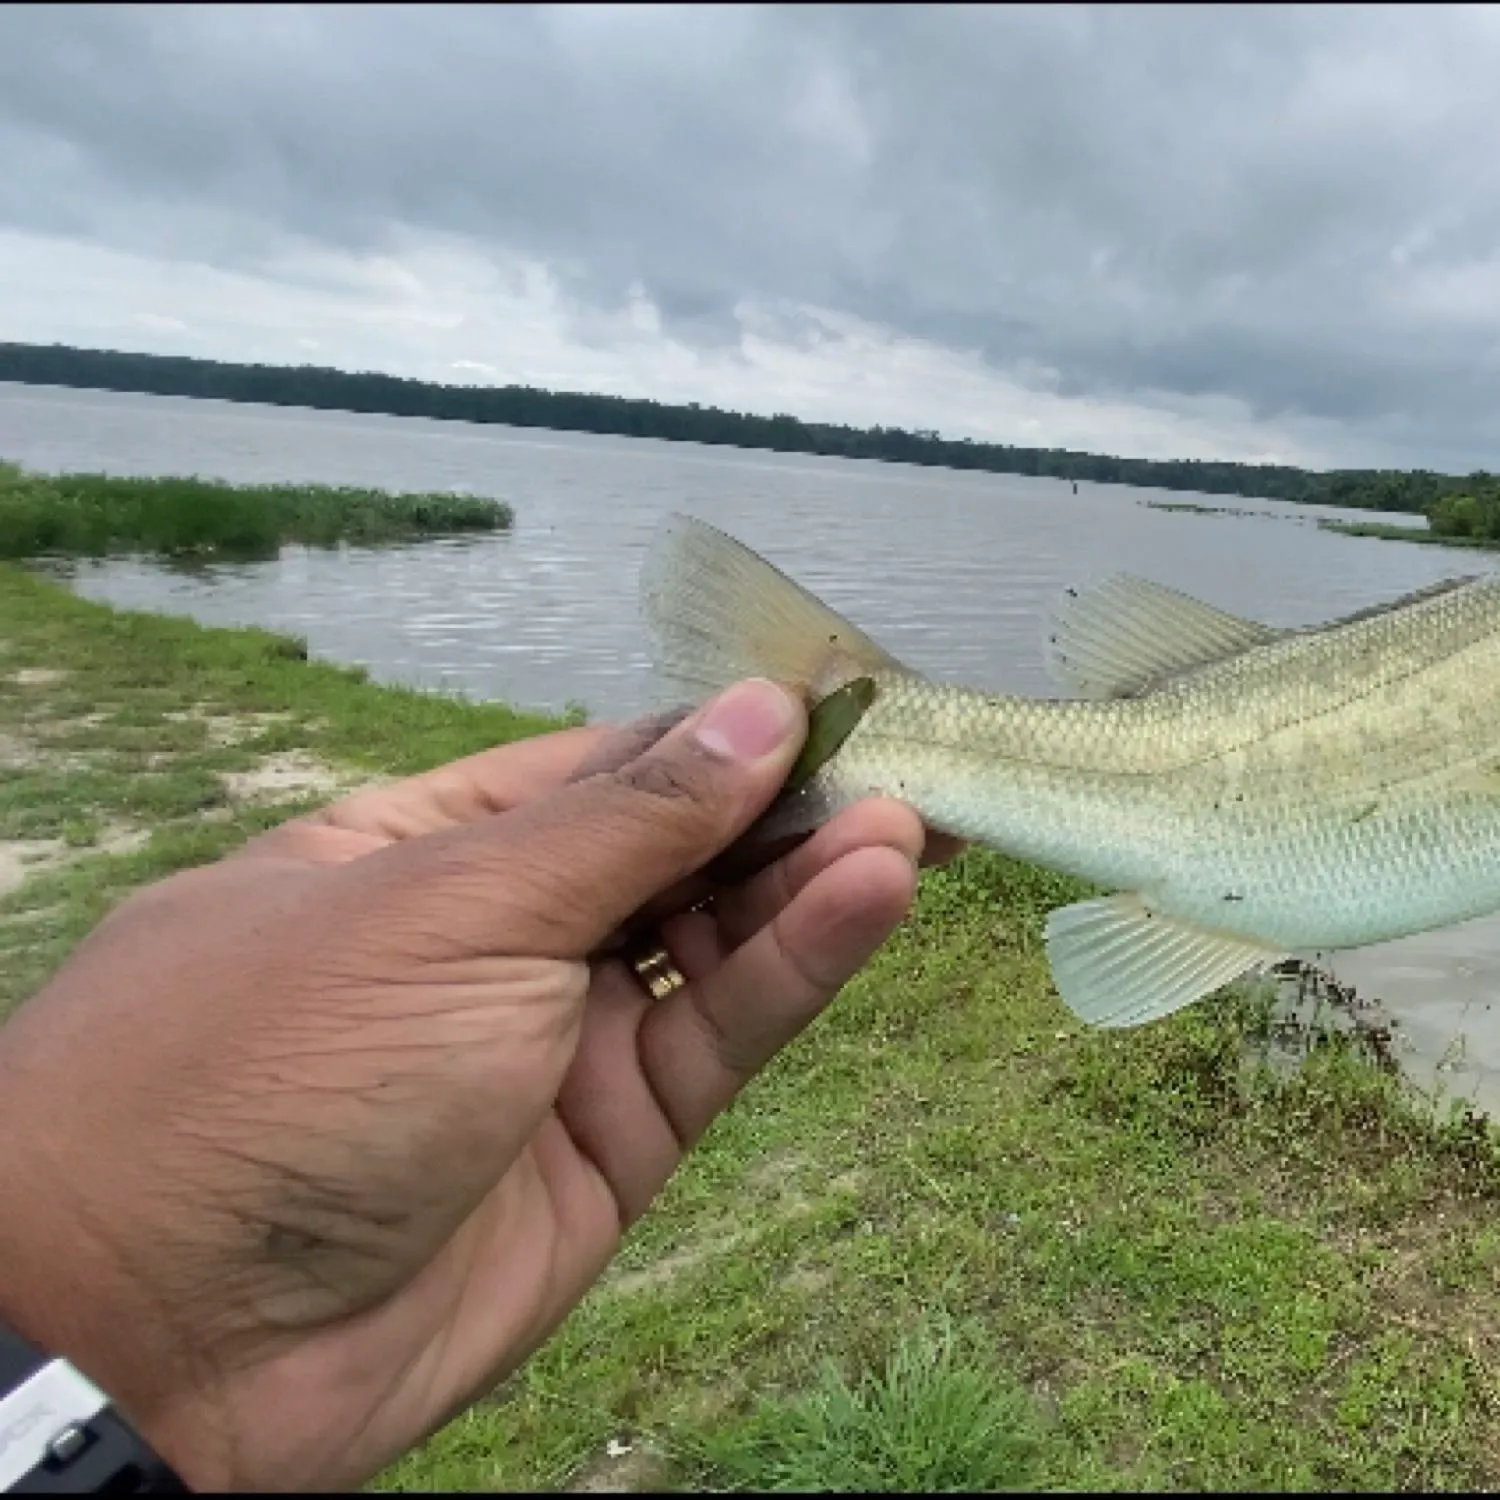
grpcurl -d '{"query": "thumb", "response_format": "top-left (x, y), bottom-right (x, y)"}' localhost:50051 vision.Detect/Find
top-left (324, 678), bottom-right (808, 960)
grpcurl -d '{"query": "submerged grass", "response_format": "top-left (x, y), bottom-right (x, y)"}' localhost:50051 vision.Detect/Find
top-left (7, 563), bottom-right (1500, 1492)
top-left (0, 457), bottom-right (511, 560)
top-left (1319, 518), bottom-right (1493, 548)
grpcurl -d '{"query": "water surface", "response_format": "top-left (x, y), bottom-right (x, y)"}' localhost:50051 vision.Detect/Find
top-left (5, 381), bottom-right (1500, 1113)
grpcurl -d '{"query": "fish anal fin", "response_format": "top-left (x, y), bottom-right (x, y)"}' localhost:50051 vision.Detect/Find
top-left (1044, 894), bottom-right (1285, 1029)
top-left (1044, 574), bottom-right (1281, 700)
top-left (639, 513), bottom-right (908, 706)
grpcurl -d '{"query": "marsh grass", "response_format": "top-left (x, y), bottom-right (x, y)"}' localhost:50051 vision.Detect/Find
top-left (7, 563), bottom-right (1500, 1492)
top-left (0, 458), bottom-right (511, 560)
top-left (1320, 518), bottom-right (1489, 548)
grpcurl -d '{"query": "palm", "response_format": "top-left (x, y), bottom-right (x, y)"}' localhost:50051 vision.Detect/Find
top-left (219, 929), bottom-right (751, 1489)
top-left (173, 720), bottom-right (954, 1487)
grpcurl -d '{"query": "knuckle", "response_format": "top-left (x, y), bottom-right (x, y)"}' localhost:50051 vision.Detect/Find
top-left (689, 983), bottom-right (753, 1077)
top-left (614, 746), bottom-right (719, 810)
top-left (605, 744), bottom-right (748, 863)
top-left (770, 906), bottom-right (839, 995)
top-left (567, 708), bottom-right (690, 784)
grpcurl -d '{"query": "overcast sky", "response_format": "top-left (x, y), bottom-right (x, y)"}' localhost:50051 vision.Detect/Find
top-left (4, 4), bottom-right (1500, 472)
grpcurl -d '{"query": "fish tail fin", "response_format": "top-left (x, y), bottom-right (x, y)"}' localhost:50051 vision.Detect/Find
top-left (639, 513), bottom-right (909, 705)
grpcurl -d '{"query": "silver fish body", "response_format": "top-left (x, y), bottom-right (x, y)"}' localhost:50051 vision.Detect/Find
top-left (639, 512), bottom-right (1500, 1028)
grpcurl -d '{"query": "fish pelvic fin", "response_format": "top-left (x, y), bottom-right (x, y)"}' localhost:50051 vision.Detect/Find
top-left (1044, 574), bottom-right (1281, 700)
top-left (640, 513), bottom-right (909, 705)
top-left (1045, 894), bottom-right (1285, 1028)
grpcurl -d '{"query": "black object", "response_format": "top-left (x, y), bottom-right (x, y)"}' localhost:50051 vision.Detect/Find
top-left (0, 1324), bottom-right (187, 1494)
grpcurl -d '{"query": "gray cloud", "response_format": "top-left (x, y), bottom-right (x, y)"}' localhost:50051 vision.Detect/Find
top-left (4, 3), bottom-right (1500, 468)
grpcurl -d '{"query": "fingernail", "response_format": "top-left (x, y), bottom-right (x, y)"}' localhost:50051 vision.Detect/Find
top-left (693, 678), bottom-right (800, 763)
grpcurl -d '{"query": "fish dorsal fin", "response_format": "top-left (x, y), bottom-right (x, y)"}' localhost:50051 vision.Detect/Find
top-left (639, 513), bottom-right (908, 705)
top-left (1045, 894), bottom-right (1284, 1029)
top-left (1044, 574), bottom-right (1281, 700)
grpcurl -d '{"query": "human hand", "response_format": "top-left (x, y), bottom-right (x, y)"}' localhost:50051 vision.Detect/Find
top-left (0, 679), bottom-right (956, 1491)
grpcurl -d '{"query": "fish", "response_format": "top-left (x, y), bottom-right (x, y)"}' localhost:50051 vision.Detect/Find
top-left (639, 511), bottom-right (1500, 1030)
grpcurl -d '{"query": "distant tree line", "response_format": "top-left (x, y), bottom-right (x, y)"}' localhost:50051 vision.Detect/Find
top-left (1, 340), bottom-right (1493, 516)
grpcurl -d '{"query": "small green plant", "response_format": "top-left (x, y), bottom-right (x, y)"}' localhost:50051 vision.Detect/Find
top-left (672, 1317), bottom-right (1047, 1492)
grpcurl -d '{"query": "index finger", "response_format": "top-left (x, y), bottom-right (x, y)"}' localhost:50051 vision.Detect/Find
top-left (308, 723), bottom-right (612, 842)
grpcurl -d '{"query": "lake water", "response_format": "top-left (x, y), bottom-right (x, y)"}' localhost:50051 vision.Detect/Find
top-left (4, 380), bottom-right (1500, 1114)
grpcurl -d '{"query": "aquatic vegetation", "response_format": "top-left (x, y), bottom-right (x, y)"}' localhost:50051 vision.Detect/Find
top-left (1145, 499), bottom-right (1268, 518)
top-left (1321, 517), bottom-right (1498, 549)
top-left (1321, 481), bottom-right (1500, 550)
top-left (0, 458), bottom-right (512, 560)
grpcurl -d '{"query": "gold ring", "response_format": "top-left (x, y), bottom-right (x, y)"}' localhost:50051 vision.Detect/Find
top-left (626, 937), bottom-right (688, 1001)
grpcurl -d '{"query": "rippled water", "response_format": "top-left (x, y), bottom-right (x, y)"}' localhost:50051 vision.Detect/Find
top-left (6, 380), bottom-right (1500, 1113)
top-left (0, 384), bottom-right (1464, 720)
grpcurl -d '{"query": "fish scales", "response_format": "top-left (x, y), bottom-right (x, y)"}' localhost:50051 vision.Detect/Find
top-left (639, 513), bottom-right (1500, 1027)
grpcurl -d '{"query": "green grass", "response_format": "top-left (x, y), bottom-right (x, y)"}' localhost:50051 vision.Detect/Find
top-left (0, 563), bottom-right (559, 1015)
top-left (670, 1315), bottom-right (1049, 1491)
top-left (0, 458), bottom-right (511, 560)
top-left (7, 562), bottom-right (1500, 1492)
top-left (1319, 518), bottom-right (1492, 548)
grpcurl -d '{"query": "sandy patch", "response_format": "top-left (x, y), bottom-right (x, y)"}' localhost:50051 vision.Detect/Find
top-left (0, 901), bottom-right (64, 933)
top-left (30, 712), bottom-right (111, 737)
top-left (604, 1234), bottom-right (741, 1297)
top-left (567, 1440), bottom-right (670, 1494)
top-left (163, 708), bottom-right (296, 748)
top-left (10, 715), bottom-right (114, 773)
top-left (783, 1264), bottom-right (835, 1295)
top-left (747, 1148), bottom-right (810, 1192)
top-left (603, 1162), bottom-right (841, 1299)
top-left (9, 668), bottom-right (67, 686)
top-left (0, 733), bottom-right (36, 770)
top-left (220, 750), bottom-right (347, 804)
top-left (0, 822), bottom-right (151, 898)
top-left (0, 839), bottom-right (68, 897)
top-left (95, 822), bottom-right (151, 857)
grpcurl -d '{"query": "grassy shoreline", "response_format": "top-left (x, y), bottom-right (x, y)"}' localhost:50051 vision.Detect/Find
top-left (7, 564), bottom-right (1500, 1490)
top-left (1317, 518), bottom-right (1495, 548)
top-left (1149, 506), bottom-right (1500, 554)
top-left (0, 459), bottom-right (512, 561)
